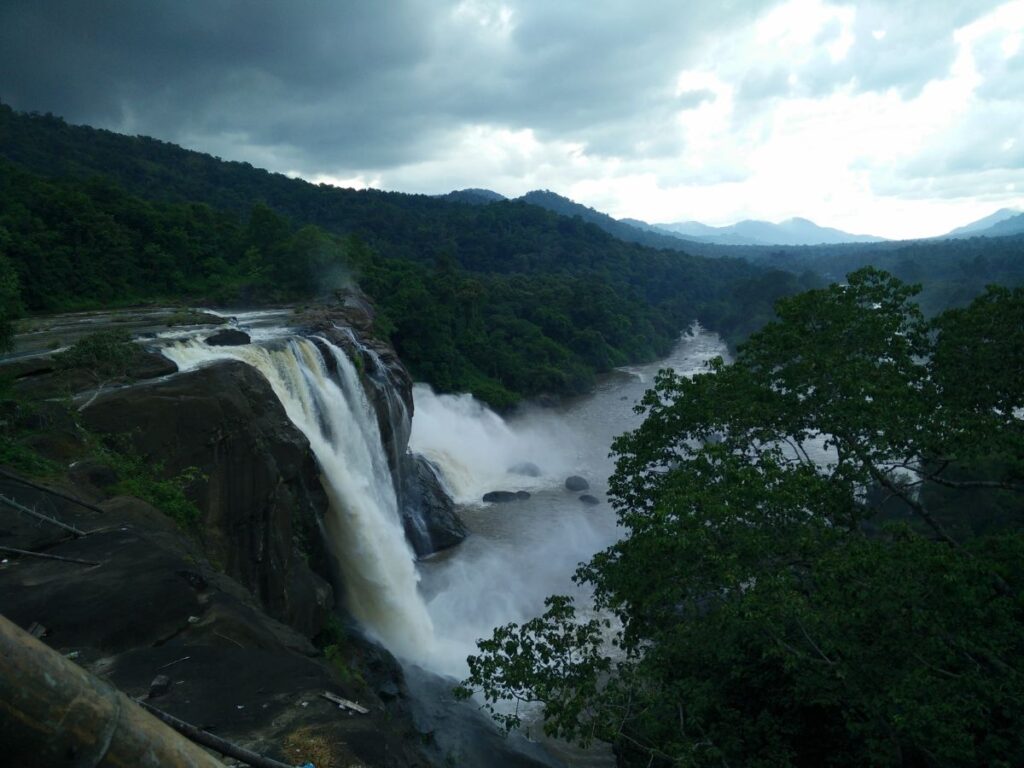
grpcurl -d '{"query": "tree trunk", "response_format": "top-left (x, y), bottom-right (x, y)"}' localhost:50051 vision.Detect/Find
top-left (0, 613), bottom-right (225, 767)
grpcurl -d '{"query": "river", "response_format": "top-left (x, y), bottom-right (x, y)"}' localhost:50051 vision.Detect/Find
top-left (408, 324), bottom-right (728, 765)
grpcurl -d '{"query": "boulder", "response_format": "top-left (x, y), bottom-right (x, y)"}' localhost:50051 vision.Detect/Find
top-left (482, 491), bottom-right (520, 504)
top-left (507, 462), bottom-right (541, 477)
top-left (516, 490), bottom-right (531, 500)
top-left (130, 351), bottom-right (179, 379)
top-left (565, 475), bottom-right (590, 492)
top-left (579, 494), bottom-right (600, 506)
top-left (205, 328), bottom-right (250, 346)
top-left (398, 454), bottom-right (466, 557)
top-left (80, 360), bottom-right (332, 636)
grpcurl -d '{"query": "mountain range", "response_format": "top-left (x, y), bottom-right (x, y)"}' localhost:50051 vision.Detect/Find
top-left (941, 208), bottom-right (1024, 239)
top-left (444, 189), bottom-right (1024, 246)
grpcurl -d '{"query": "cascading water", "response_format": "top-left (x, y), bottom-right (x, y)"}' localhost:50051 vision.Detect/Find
top-left (409, 385), bottom-right (580, 504)
top-left (163, 335), bottom-right (436, 663)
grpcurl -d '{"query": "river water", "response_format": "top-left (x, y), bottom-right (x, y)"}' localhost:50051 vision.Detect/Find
top-left (408, 324), bottom-right (728, 764)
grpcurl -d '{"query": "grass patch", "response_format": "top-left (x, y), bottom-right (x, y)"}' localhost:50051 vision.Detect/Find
top-left (56, 330), bottom-right (140, 378)
top-left (315, 614), bottom-right (367, 692)
top-left (94, 435), bottom-right (204, 533)
top-left (283, 725), bottom-right (342, 768)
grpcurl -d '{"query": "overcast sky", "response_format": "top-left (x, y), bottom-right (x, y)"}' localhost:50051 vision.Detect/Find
top-left (2, 0), bottom-right (1022, 239)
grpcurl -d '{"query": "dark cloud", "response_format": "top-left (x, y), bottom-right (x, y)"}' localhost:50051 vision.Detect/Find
top-left (0, 0), bottom-right (1018, 222)
top-left (0, 0), bottom-right (767, 173)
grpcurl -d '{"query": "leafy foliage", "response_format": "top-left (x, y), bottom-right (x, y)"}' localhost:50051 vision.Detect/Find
top-left (460, 270), bottom-right (1024, 766)
top-left (100, 444), bottom-right (204, 533)
top-left (0, 251), bottom-right (21, 352)
top-left (56, 330), bottom-right (140, 378)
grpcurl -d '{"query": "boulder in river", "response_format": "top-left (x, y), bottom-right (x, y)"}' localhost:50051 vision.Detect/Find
top-left (507, 461), bottom-right (541, 477)
top-left (399, 454), bottom-right (467, 556)
top-left (565, 475), bottom-right (590, 492)
top-left (516, 490), bottom-right (531, 500)
top-left (205, 328), bottom-right (250, 346)
top-left (482, 491), bottom-right (520, 503)
top-left (579, 494), bottom-right (600, 506)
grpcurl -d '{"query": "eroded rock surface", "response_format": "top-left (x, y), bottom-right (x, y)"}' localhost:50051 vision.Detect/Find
top-left (80, 360), bottom-right (332, 637)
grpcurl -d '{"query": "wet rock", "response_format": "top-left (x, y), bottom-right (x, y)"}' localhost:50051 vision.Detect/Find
top-left (516, 490), bottom-right (531, 500)
top-left (305, 307), bottom-right (414, 479)
top-left (377, 680), bottom-right (402, 701)
top-left (565, 475), bottom-right (590, 492)
top-left (507, 462), bottom-right (541, 477)
top-left (399, 454), bottom-right (466, 557)
top-left (131, 351), bottom-right (179, 379)
top-left (205, 328), bottom-right (250, 346)
top-left (68, 458), bottom-right (119, 493)
top-left (482, 491), bottom-right (520, 503)
top-left (579, 494), bottom-right (600, 506)
top-left (148, 674), bottom-right (171, 698)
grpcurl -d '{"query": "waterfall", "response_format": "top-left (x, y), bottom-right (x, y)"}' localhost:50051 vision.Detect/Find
top-left (163, 336), bottom-right (435, 663)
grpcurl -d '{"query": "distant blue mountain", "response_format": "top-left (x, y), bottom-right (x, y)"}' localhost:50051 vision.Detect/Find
top-left (942, 208), bottom-right (1023, 238)
top-left (445, 188), bottom-right (889, 248)
top-left (652, 217), bottom-right (886, 246)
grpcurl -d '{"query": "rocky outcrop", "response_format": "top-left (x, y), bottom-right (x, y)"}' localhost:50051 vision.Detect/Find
top-left (565, 475), bottom-right (590, 491)
top-left (0, 477), bottom-right (429, 768)
top-left (205, 328), bottom-right (250, 346)
top-left (399, 454), bottom-right (467, 556)
top-left (482, 490), bottom-right (530, 503)
top-left (80, 360), bottom-right (333, 637)
top-left (299, 290), bottom-right (414, 480)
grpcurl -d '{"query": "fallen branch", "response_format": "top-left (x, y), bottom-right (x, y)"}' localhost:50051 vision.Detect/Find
top-left (0, 493), bottom-right (87, 537)
top-left (0, 545), bottom-right (99, 566)
top-left (321, 690), bottom-right (369, 714)
top-left (157, 655), bottom-right (192, 671)
top-left (0, 468), bottom-right (108, 515)
top-left (135, 699), bottom-right (295, 768)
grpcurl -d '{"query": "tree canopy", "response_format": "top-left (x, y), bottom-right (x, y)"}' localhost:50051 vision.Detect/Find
top-left (458, 269), bottom-right (1024, 767)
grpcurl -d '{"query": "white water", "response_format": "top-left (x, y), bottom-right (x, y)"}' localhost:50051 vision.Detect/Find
top-left (163, 336), bottom-right (437, 663)
top-left (409, 386), bottom-right (581, 504)
top-left (411, 325), bottom-right (728, 681)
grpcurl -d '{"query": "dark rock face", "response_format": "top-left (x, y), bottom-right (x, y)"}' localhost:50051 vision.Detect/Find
top-left (399, 454), bottom-right (466, 556)
top-left (0, 491), bottom-right (426, 768)
top-left (80, 360), bottom-right (332, 637)
top-left (565, 475), bottom-right (590, 492)
top-left (579, 494), bottom-right (600, 506)
top-left (205, 328), bottom-right (251, 346)
top-left (483, 491), bottom-right (520, 503)
top-left (508, 461), bottom-right (542, 477)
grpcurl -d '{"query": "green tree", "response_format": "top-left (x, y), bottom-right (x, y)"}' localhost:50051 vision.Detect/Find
top-left (0, 247), bottom-right (22, 352)
top-left (459, 270), bottom-right (1024, 767)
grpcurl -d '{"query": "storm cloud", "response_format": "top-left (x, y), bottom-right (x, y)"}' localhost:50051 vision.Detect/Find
top-left (1, 0), bottom-right (1021, 238)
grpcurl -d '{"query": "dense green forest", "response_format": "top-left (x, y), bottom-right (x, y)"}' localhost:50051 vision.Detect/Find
top-left (459, 271), bottom-right (1024, 766)
top-left (1, 103), bottom-right (1020, 407)
top-left (0, 105), bottom-right (816, 406)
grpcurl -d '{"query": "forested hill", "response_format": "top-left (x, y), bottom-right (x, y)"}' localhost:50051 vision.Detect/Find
top-left (0, 105), bottom-right (760, 282)
top-left (0, 105), bottom-right (816, 407)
